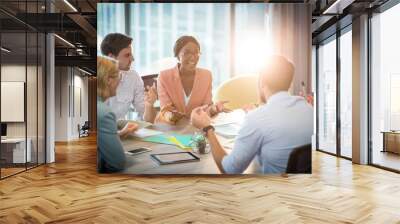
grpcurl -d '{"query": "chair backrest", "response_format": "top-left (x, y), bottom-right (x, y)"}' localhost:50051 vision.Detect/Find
top-left (286, 144), bottom-right (312, 174)
top-left (213, 75), bottom-right (259, 110)
top-left (82, 121), bottom-right (90, 129)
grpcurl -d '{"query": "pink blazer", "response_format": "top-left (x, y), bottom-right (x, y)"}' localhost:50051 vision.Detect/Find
top-left (157, 65), bottom-right (213, 117)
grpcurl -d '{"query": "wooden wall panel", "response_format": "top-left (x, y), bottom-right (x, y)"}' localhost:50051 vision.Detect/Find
top-left (88, 77), bottom-right (97, 132)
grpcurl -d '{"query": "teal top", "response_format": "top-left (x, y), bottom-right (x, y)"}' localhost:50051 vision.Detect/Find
top-left (97, 96), bottom-right (126, 171)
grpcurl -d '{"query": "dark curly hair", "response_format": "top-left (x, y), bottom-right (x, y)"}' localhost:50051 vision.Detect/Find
top-left (100, 33), bottom-right (132, 57)
top-left (173, 35), bottom-right (200, 58)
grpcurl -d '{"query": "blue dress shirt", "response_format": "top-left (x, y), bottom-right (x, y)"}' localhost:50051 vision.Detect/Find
top-left (221, 91), bottom-right (313, 174)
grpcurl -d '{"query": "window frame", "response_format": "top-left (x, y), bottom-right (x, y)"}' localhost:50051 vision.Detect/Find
top-left (368, 0), bottom-right (400, 173)
top-left (315, 24), bottom-right (353, 161)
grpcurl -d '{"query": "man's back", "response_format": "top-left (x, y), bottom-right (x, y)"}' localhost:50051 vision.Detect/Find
top-left (221, 91), bottom-right (313, 174)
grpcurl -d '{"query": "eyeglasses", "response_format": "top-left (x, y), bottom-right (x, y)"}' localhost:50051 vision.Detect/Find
top-left (181, 50), bottom-right (201, 58)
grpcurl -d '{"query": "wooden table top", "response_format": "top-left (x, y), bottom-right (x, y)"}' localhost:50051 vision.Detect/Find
top-left (120, 117), bottom-right (257, 174)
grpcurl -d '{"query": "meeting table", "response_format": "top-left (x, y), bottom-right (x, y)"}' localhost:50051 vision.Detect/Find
top-left (120, 111), bottom-right (258, 174)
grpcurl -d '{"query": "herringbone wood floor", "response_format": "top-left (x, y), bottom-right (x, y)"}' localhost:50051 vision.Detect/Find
top-left (1, 135), bottom-right (400, 223)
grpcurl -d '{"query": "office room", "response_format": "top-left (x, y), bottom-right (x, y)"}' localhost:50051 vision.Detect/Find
top-left (1, 0), bottom-right (400, 223)
top-left (96, 2), bottom-right (313, 175)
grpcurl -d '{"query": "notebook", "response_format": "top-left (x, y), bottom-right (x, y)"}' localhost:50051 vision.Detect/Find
top-left (141, 134), bottom-right (193, 149)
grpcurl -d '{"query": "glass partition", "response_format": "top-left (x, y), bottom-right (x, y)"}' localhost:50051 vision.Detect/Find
top-left (27, 31), bottom-right (38, 170)
top-left (317, 36), bottom-right (337, 155)
top-left (0, 1), bottom-right (46, 179)
top-left (1, 30), bottom-right (28, 177)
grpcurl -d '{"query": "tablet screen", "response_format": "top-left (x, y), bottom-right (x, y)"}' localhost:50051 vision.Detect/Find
top-left (151, 152), bottom-right (199, 165)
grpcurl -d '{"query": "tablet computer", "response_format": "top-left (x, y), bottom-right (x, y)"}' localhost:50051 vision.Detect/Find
top-left (150, 152), bottom-right (200, 165)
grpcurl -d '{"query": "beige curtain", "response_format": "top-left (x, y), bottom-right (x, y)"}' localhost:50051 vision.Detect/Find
top-left (264, 3), bottom-right (312, 95)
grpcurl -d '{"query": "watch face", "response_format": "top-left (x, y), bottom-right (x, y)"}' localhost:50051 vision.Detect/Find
top-left (203, 125), bottom-right (214, 133)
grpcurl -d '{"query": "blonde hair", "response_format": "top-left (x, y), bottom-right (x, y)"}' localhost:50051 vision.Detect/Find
top-left (97, 56), bottom-right (119, 99)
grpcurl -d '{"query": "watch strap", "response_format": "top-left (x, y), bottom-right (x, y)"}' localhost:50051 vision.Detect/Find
top-left (202, 125), bottom-right (215, 135)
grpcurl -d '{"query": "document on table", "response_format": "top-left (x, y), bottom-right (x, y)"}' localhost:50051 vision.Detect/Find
top-left (214, 123), bottom-right (241, 138)
top-left (135, 121), bottom-right (152, 129)
top-left (212, 109), bottom-right (246, 126)
top-left (117, 120), bottom-right (152, 129)
top-left (140, 134), bottom-right (193, 149)
top-left (131, 128), bottom-right (163, 138)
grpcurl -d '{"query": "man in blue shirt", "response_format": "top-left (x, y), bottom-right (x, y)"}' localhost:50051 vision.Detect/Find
top-left (191, 55), bottom-right (313, 174)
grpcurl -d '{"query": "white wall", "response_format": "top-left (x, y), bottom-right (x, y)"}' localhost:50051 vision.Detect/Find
top-left (1, 64), bottom-right (46, 164)
top-left (54, 67), bottom-right (89, 141)
top-left (54, 67), bottom-right (69, 141)
top-left (1, 65), bottom-right (42, 136)
top-left (1, 65), bottom-right (27, 139)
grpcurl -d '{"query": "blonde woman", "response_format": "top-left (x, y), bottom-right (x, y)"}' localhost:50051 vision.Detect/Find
top-left (97, 56), bottom-right (137, 172)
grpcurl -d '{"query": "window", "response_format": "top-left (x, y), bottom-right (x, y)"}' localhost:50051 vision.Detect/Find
top-left (316, 25), bottom-right (353, 159)
top-left (339, 29), bottom-right (352, 158)
top-left (97, 4), bottom-right (126, 51)
top-left (317, 37), bottom-right (337, 155)
top-left (97, 3), bottom-right (310, 122)
top-left (390, 74), bottom-right (400, 130)
top-left (97, 3), bottom-right (272, 89)
top-left (371, 2), bottom-right (400, 171)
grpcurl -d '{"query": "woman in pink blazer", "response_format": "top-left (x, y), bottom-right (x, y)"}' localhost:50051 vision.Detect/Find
top-left (156, 36), bottom-right (228, 124)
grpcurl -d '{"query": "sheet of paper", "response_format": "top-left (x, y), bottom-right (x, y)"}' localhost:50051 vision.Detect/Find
top-left (141, 134), bottom-right (193, 149)
top-left (117, 120), bottom-right (152, 129)
top-left (214, 123), bottom-right (241, 138)
top-left (131, 128), bottom-right (163, 138)
top-left (212, 109), bottom-right (246, 126)
top-left (135, 121), bottom-right (152, 129)
top-left (171, 134), bottom-right (193, 147)
top-left (142, 135), bottom-right (174, 145)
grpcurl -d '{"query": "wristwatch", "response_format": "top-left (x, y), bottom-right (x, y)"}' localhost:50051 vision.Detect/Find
top-left (202, 125), bottom-right (215, 136)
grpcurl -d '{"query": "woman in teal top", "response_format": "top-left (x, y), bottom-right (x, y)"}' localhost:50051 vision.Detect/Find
top-left (97, 56), bottom-right (137, 172)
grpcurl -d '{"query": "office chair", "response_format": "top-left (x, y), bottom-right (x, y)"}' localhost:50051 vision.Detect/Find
top-left (286, 144), bottom-right (312, 174)
top-left (213, 75), bottom-right (259, 110)
top-left (78, 121), bottom-right (90, 138)
top-left (82, 121), bottom-right (90, 131)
